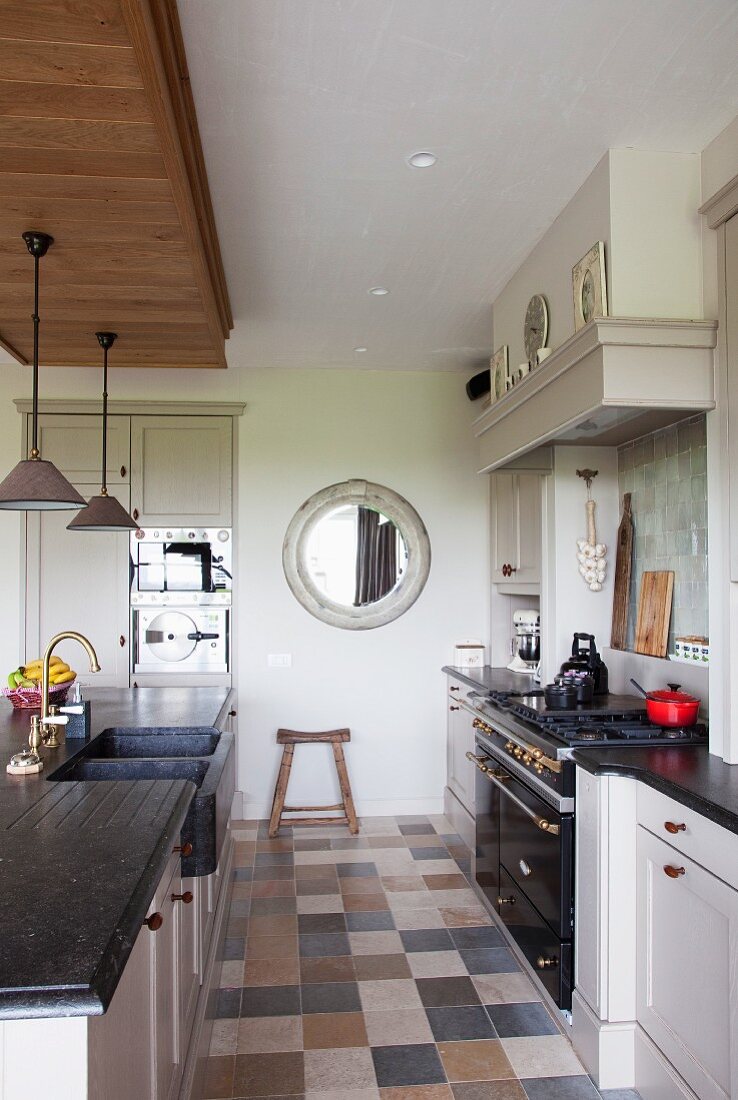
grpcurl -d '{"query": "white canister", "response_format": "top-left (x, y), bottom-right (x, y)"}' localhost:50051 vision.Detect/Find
top-left (454, 641), bottom-right (485, 668)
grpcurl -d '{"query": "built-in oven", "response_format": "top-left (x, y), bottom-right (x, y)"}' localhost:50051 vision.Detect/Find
top-left (472, 738), bottom-right (574, 1009)
top-left (130, 527), bottom-right (232, 597)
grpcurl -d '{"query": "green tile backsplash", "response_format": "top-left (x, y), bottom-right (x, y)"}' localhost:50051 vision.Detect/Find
top-left (618, 414), bottom-right (708, 654)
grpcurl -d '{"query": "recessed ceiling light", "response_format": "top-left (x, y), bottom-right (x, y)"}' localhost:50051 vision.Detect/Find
top-left (353, 346), bottom-right (368, 353)
top-left (407, 151), bottom-right (437, 168)
top-left (368, 287), bottom-right (389, 296)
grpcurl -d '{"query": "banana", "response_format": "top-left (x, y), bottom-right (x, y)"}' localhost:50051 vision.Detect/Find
top-left (7, 670), bottom-right (20, 689)
top-left (24, 661), bottom-right (69, 678)
top-left (50, 670), bottom-right (76, 685)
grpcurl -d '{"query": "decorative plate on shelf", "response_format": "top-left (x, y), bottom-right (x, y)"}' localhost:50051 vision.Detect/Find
top-left (572, 241), bottom-right (607, 331)
top-left (490, 345), bottom-right (509, 402)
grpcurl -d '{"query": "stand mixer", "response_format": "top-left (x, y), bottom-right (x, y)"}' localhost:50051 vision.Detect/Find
top-left (507, 609), bottom-right (541, 679)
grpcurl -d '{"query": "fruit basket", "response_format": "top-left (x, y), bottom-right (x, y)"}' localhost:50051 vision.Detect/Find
top-left (3, 681), bottom-right (73, 710)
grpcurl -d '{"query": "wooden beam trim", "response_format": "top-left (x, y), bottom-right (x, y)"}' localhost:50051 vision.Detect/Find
top-left (121, 0), bottom-right (230, 366)
top-left (0, 331), bottom-right (27, 365)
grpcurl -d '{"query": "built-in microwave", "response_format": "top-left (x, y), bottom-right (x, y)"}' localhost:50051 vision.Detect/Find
top-left (130, 527), bottom-right (232, 603)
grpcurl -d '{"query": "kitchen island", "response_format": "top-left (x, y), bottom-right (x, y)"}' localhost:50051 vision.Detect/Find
top-left (0, 686), bottom-right (234, 1019)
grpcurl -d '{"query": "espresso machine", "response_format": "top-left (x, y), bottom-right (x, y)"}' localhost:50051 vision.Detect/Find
top-left (507, 609), bottom-right (541, 679)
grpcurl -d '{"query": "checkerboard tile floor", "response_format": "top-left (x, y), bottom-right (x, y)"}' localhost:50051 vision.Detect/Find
top-left (203, 815), bottom-right (641, 1100)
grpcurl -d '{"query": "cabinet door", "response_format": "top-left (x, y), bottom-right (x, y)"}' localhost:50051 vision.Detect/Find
top-left (178, 876), bottom-right (200, 1050)
top-left (637, 827), bottom-right (738, 1100)
top-left (34, 414), bottom-right (130, 485)
top-left (447, 690), bottom-right (475, 814)
top-left (514, 473), bottom-right (542, 585)
top-left (131, 416), bottom-right (232, 526)
top-left (24, 484), bottom-right (131, 687)
top-left (490, 472), bottom-right (518, 583)
top-left (151, 859), bottom-right (180, 1100)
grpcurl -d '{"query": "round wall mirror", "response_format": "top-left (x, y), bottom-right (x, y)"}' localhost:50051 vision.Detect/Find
top-left (283, 479), bottom-right (431, 629)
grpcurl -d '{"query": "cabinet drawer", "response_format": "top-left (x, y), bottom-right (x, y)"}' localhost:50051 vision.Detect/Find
top-left (636, 784), bottom-right (738, 890)
top-left (497, 866), bottom-right (572, 1010)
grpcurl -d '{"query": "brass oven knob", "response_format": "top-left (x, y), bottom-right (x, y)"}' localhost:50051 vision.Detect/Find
top-left (534, 763), bottom-right (544, 774)
top-left (513, 747), bottom-right (523, 758)
top-left (531, 748), bottom-right (543, 760)
top-left (505, 741), bottom-right (513, 750)
top-left (522, 754), bottom-right (532, 765)
top-left (536, 955), bottom-right (557, 969)
top-left (473, 718), bottom-right (482, 729)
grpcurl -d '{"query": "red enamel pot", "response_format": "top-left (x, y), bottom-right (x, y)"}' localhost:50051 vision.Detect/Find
top-left (631, 679), bottom-right (700, 727)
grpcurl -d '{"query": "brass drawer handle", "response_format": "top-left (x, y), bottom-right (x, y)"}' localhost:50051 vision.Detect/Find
top-left (144, 912), bottom-right (163, 932)
top-left (664, 821), bottom-right (686, 834)
top-left (174, 842), bottom-right (193, 857)
top-left (536, 955), bottom-right (558, 970)
top-left (663, 865), bottom-right (686, 879)
top-left (497, 894), bottom-right (515, 905)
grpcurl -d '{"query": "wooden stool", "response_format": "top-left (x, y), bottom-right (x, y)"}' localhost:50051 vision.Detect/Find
top-left (268, 728), bottom-right (359, 838)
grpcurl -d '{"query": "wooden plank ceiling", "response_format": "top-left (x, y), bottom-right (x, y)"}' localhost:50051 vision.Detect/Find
top-left (0, 0), bottom-right (232, 369)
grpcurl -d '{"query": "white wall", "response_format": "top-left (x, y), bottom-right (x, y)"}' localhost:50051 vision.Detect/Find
top-left (0, 365), bottom-right (488, 816)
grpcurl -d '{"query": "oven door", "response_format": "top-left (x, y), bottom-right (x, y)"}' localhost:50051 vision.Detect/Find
top-left (497, 865), bottom-right (572, 1010)
top-left (474, 741), bottom-right (500, 906)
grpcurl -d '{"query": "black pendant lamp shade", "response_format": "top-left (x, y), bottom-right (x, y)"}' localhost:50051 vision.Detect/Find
top-left (0, 233), bottom-right (86, 510)
top-left (68, 333), bottom-right (138, 532)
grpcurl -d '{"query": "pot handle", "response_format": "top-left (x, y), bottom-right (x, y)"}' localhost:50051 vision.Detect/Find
top-left (630, 678), bottom-right (648, 698)
top-left (667, 683), bottom-right (681, 693)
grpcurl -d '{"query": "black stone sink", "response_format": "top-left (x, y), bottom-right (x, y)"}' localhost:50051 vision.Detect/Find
top-left (48, 727), bottom-right (235, 877)
top-left (85, 731), bottom-right (220, 759)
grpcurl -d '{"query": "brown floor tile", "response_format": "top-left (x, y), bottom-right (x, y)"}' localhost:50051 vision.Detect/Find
top-left (381, 876), bottom-right (428, 892)
top-left (231, 882), bottom-right (253, 899)
top-left (295, 864), bottom-right (340, 880)
top-left (303, 1010), bottom-right (369, 1049)
top-left (246, 934), bottom-right (298, 960)
top-left (232, 852), bottom-right (254, 868)
top-left (301, 955), bottom-right (357, 984)
top-left (364, 836), bottom-right (408, 848)
top-left (440, 907), bottom-right (493, 928)
top-left (202, 1054), bottom-right (234, 1098)
top-left (248, 914), bottom-right (298, 937)
top-left (380, 1087), bottom-right (453, 1099)
top-left (340, 877), bottom-right (387, 895)
top-left (251, 879), bottom-right (296, 898)
top-left (343, 892), bottom-right (390, 912)
top-left (244, 957), bottom-right (300, 986)
top-left (353, 953), bottom-right (412, 981)
top-left (237, 1014), bottom-right (303, 1054)
top-left (450, 1082), bottom-right (527, 1099)
top-left (438, 1040), bottom-right (515, 1082)
top-left (257, 838), bottom-right (294, 852)
top-left (226, 916), bottom-right (250, 936)
top-left (423, 874), bottom-right (470, 891)
top-left (232, 1050), bottom-right (305, 1096)
top-left (297, 878), bottom-right (342, 895)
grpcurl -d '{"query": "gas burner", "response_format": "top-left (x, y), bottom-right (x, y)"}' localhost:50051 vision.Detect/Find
top-left (660, 727), bottom-right (689, 739)
top-left (574, 728), bottom-right (601, 741)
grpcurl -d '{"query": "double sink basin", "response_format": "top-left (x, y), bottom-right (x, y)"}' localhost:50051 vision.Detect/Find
top-left (49, 726), bottom-right (235, 877)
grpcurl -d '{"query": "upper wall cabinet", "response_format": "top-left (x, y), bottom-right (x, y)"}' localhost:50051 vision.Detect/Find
top-left (36, 414), bottom-right (130, 485)
top-left (490, 472), bottom-right (542, 592)
top-left (131, 416), bottom-right (232, 527)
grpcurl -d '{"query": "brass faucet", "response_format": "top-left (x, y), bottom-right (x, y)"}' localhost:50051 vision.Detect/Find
top-left (33, 631), bottom-right (101, 750)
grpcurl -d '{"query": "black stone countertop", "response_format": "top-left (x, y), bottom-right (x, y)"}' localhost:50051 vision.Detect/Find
top-left (573, 745), bottom-right (738, 838)
top-left (442, 664), bottom-right (538, 695)
top-left (0, 686), bottom-right (232, 1020)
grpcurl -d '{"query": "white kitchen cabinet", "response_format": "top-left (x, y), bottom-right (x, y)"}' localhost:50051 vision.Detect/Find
top-left (34, 413), bottom-right (130, 486)
top-left (490, 471), bottom-right (542, 590)
top-left (131, 415), bottom-right (232, 527)
top-left (636, 826), bottom-right (738, 1100)
top-left (178, 876), bottom-right (200, 1050)
top-left (152, 856), bottom-right (180, 1100)
top-left (446, 678), bottom-right (475, 815)
top-left (24, 482), bottom-right (132, 686)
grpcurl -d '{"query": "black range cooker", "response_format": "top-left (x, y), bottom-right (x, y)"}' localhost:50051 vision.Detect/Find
top-left (465, 688), bottom-right (707, 1010)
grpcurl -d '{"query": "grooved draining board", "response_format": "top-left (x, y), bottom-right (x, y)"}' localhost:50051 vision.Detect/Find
top-left (635, 570), bottom-right (674, 657)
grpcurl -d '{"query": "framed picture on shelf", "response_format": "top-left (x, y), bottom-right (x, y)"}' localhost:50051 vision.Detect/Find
top-left (490, 345), bottom-right (509, 402)
top-left (572, 241), bottom-right (607, 331)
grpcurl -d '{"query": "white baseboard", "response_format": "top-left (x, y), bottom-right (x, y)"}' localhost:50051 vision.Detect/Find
top-left (443, 786), bottom-right (475, 849)
top-left (571, 990), bottom-right (636, 1089)
top-left (634, 1025), bottom-right (698, 1099)
top-left (242, 796), bottom-right (444, 821)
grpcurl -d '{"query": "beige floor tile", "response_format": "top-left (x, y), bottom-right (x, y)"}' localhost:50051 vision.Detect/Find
top-left (421, 888), bottom-right (478, 908)
top-left (500, 1035), bottom-right (587, 1077)
top-left (407, 949), bottom-right (467, 978)
top-left (297, 894), bottom-right (345, 913)
top-left (392, 907), bottom-right (447, 930)
top-left (304, 1046), bottom-right (377, 1091)
top-left (439, 905), bottom-right (493, 928)
top-left (386, 890), bottom-right (440, 911)
top-left (296, 849), bottom-right (371, 865)
top-left (472, 972), bottom-right (540, 1004)
top-left (358, 978), bottom-right (423, 1011)
top-left (363, 1007), bottom-right (435, 1046)
top-left (236, 1014), bottom-right (303, 1053)
top-left (349, 930), bottom-right (404, 955)
top-left (219, 960), bottom-right (244, 986)
top-left (381, 875), bottom-right (428, 892)
top-left (209, 1018), bottom-right (238, 1056)
top-left (306, 1090), bottom-right (380, 1099)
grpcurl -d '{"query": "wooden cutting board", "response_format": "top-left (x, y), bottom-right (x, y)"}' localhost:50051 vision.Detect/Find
top-left (634, 570), bottom-right (674, 657)
top-left (610, 492), bottom-right (633, 650)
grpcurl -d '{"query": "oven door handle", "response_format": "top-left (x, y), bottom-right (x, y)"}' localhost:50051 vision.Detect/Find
top-left (186, 631), bottom-right (220, 642)
top-left (467, 753), bottom-right (560, 835)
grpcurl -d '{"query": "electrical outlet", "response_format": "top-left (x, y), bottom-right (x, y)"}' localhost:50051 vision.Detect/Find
top-left (268, 654), bottom-right (292, 668)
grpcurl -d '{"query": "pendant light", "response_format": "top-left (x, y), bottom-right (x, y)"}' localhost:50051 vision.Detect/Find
top-left (0, 233), bottom-right (86, 510)
top-left (68, 333), bottom-right (138, 532)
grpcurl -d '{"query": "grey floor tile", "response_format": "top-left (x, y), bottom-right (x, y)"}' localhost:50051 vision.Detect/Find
top-left (400, 928), bottom-right (455, 952)
top-left (462, 947), bottom-right (521, 974)
top-left (239, 985), bottom-right (301, 1018)
top-left (371, 1042), bottom-right (446, 1087)
top-left (300, 979), bottom-right (361, 1014)
top-left (522, 1075), bottom-right (600, 1099)
top-left (486, 1003), bottom-right (559, 1038)
top-left (426, 1004), bottom-right (497, 1041)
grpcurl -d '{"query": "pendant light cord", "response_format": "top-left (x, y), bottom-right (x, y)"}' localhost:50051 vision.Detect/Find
top-left (31, 250), bottom-right (40, 457)
top-left (101, 343), bottom-right (108, 495)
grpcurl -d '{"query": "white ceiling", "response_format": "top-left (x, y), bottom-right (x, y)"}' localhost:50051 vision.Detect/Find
top-left (178, 0), bottom-right (738, 373)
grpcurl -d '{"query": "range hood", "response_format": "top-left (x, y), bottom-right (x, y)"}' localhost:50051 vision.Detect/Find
top-left (475, 318), bottom-right (717, 472)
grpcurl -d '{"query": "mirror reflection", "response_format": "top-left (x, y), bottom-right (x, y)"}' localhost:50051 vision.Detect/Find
top-left (306, 505), bottom-right (408, 607)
